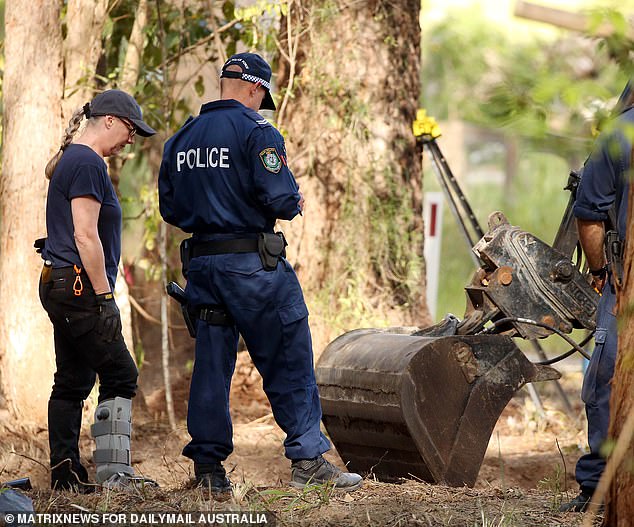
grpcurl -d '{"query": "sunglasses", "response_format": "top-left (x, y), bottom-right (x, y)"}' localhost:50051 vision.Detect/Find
top-left (115, 116), bottom-right (137, 139)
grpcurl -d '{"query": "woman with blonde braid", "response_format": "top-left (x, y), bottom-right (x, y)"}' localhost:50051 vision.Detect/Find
top-left (39, 90), bottom-right (155, 491)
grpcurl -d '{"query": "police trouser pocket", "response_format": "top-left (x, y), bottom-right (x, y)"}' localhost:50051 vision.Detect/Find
top-left (581, 327), bottom-right (607, 405)
top-left (258, 232), bottom-right (287, 271)
top-left (279, 303), bottom-right (309, 329)
top-left (64, 310), bottom-right (98, 338)
top-left (278, 303), bottom-right (311, 374)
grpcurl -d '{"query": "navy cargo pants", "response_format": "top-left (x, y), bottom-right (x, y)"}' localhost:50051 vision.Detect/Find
top-left (182, 250), bottom-right (330, 464)
top-left (575, 279), bottom-right (617, 491)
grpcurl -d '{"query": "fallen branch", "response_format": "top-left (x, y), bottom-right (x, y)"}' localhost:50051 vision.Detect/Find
top-left (129, 293), bottom-right (187, 331)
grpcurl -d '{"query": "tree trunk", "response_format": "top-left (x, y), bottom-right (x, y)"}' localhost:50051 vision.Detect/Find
top-left (605, 185), bottom-right (634, 525)
top-left (277, 0), bottom-right (429, 355)
top-left (120, 0), bottom-right (149, 93)
top-left (62, 0), bottom-right (109, 123)
top-left (0, 0), bottom-right (64, 422)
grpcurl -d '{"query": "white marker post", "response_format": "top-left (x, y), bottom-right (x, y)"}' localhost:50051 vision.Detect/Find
top-left (424, 192), bottom-right (444, 321)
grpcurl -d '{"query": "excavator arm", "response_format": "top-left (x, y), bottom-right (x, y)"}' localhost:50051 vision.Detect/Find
top-left (315, 111), bottom-right (604, 487)
top-left (315, 211), bottom-right (598, 486)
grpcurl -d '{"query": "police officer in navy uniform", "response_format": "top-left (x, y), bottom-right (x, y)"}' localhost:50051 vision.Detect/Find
top-left (159, 53), bottom-right (362, 493)
top-left (559, 102), bottom-right (634, 512)
top-left (40, 90), bottom-right (156, 491)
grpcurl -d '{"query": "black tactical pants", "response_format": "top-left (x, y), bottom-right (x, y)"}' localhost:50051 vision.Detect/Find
top-left (39, 266), bottom-right (138, 402)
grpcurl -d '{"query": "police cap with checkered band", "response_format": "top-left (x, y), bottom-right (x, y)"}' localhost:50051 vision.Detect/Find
top-left (220, 53), bottom-right (276, 111)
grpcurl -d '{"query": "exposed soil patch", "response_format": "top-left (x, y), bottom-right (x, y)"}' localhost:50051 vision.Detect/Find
top-left (1, 361), bottom-right (598, 526)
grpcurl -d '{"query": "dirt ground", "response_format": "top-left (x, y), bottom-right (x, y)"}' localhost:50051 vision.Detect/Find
top-left (0, 355), bottom-right (601, 526)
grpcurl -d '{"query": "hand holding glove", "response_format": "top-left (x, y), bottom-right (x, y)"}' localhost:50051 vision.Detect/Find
top-left (95, 292), bottom-right (122, 343)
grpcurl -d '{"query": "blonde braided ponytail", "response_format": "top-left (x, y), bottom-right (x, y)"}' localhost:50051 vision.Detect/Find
top-left (45, 104), bottom-right (90, 180)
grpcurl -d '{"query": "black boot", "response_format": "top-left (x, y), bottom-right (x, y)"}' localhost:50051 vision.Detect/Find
top-left (194, 462), bottom-right (232, 494)
top-left (559, 487), bottom-right (601, 513)
top-left (48, 399), bottom-right (94, 493)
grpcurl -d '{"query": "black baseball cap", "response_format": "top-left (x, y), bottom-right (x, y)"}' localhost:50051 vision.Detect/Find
top-left (220, 53), bottom-right (276, 111)
top-left (87, 89), bottom-right (156, 137)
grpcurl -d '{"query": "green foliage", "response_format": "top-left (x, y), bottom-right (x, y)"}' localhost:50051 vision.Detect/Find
top-left (134, 340), bottom-right (145, 369)
top-left (538, 464), bottom-right (566, 510)
top-left (94, 1), bottom-right (261, 134)
top-left (255, 481), bottom-right (334, 512)
top-left (600, 438), bottom-right (617, 459)
top-left (589, 8), bottom-right (634, 68)
top-left (475, 508), bottom-right (519, 527)
top-left (367, 167), bottom-right (423, 307)
top-left (422, 6), bottom-right (631, 159)
top-left (232, 0), bottom-right (285, 59)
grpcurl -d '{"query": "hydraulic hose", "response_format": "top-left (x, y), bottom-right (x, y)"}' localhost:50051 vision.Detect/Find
top-left (477, 316), bottom-right (592, 362)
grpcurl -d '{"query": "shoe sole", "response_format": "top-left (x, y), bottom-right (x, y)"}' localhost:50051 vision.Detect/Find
top-left (194, 480), bottom-right (232, 494)
top-left (289, 480), bottom-right (363, 492)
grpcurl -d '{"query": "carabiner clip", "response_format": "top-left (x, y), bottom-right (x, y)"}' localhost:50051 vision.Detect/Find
top-left (73, 265), bottom-right (83, 296)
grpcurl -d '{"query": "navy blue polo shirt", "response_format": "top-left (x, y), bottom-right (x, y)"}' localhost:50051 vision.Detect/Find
top-left (43, 144), bottom-right (122, 290)
top-left (574, 107), bottom-right (634, 241)
top-left (158, 99), bottom-right (301, 234)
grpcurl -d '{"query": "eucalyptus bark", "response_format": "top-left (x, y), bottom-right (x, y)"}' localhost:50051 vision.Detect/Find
top-left (278, 0), bottom-right (429, 354)
top-left (120, 0), bottom-right (149, 94)
top-left (62, 0), bottom-right (109, 123)
top-left (0, 0), bottom-right (64, 421)
top-left (605, 185), bottom-right (634, 526)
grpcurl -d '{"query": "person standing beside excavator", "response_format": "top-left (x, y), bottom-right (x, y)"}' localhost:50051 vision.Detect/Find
top-left (158, 52), bottom-right (362, 494)
top-left (559, 99), bottom-right (634, 512)
top-left (38, 90), bottom-right (156, 491)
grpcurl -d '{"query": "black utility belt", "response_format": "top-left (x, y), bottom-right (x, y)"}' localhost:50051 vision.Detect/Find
top-left (180, 233), bottom-right (288, 276)
top-left (191, 238), bottom-right (259, 258)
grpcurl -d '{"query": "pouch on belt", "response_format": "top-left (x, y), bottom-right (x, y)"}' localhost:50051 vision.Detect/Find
top-left (179, 237), bottom-right (194, 278)
top-left (258, 232), bottom-right (287, 271)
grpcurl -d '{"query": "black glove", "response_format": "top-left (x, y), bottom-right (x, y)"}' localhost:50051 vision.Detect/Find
top-left (95, 292), bottom-right (122, 343)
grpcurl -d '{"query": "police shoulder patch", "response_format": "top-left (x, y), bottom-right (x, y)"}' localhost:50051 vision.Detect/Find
top-left (259, 147), bottom-right (282, 173)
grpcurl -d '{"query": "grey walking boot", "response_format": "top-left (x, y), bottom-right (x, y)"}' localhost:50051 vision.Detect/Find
top-left (91, 397), bottom-right (157, 489)
top-left (290, 455), bottom-right (362, 491)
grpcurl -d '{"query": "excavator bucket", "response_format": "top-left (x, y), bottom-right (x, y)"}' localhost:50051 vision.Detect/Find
top-left (316, 328), bottom-right (559, 487)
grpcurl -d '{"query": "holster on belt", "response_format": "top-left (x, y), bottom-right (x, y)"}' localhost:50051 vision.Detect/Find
top-left (171, 232), bottom-right (288, 337)
top-left (258, 232), bottom-right (287, 271)
top-left (166, 281), bottom-right (197, 338)
top-left (166, 281), bottom-right (234, 339)
top-left (606, 229), bottom-right (624, 289)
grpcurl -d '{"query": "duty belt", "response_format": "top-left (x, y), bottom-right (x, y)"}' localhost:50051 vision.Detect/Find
top-left (191, 238), bottom-right (258, 258)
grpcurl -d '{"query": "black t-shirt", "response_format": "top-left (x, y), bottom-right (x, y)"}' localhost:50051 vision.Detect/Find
top-left (43, 144), bottom-right (122, 290)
